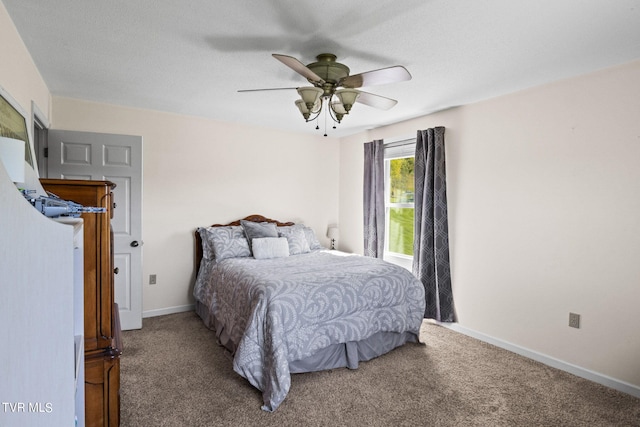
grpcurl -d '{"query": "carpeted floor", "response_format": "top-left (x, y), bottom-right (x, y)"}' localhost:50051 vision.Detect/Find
top-left (120, 311), bottom-right (640, 426)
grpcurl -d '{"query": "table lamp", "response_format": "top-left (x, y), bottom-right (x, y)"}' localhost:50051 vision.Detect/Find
top-left (327, 226), bottom-right (339, 250)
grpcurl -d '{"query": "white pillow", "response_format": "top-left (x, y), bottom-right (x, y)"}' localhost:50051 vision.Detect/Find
top-left (252, 237), bottom-right (290, 259)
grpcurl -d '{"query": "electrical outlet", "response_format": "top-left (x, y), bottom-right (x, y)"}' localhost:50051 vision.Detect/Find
top-left (149, 274), bottom-right (157, 285)
top-left (569, 312), bottom-right (580, 329)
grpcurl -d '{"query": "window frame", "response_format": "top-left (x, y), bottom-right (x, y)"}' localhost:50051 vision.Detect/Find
top-left (383, 139), bottom-right (416, 271)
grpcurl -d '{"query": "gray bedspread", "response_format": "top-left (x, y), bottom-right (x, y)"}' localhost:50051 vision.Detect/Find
top-left (193, 250), bottom-right (425, 411)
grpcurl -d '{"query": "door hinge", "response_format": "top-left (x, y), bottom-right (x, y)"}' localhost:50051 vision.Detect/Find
top-left (44, 147), bottom-right (49, 158)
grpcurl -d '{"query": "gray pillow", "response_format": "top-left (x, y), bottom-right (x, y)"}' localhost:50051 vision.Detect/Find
top-left (302, 226), bottom-right (323, 250)
top-left (277, 224), bottom-right (303, 234)
top-left (200, 226), bottom-right (251, 261)
top-left (278, 227), bottom-right (310, 255)
top-left (278, 224), bottom-right (324, 250)
top-left (198, 227), bottom-right (217, 260)
top-left (241, 220), bottom-right (278, 251)
top-left (252, 237), bottom-right (289, 259)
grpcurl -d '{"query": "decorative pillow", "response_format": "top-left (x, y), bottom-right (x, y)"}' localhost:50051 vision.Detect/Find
top-left (302, 226), bottom-right (323, 250)
top-left (278, 227), bottom-right (310, 255)
top-left (251, 237), bottom-right (289, 259)
top-left (241, 220), bottom-right (278, 251)
top-left (198, 227), bottom-right (217, 260)
top-left (200, 226), bottom-right (251, 261)
top-left (278, 224), bottom-right (324, 250)
top-left (277, 224), bottom-right (303, 234)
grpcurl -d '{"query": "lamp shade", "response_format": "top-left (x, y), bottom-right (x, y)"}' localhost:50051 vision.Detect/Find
top-left (331, 101), bottom-right (347, 115)
top-left (311, 98), bottom-right (322, 113)
top-left (295, 99), bottom-right (309, 113)
top-left (335, 89), bottom-right (360, 112)
top-left (0, 136), bottom-right (26, 182)
top-left (297, 87), bottom-right (323, 109)
top-left (327, 226), bottom-right (340, 240)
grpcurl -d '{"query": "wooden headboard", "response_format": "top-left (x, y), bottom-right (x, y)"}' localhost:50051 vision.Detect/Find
top-left (195, 214), bottom-right (295, 271)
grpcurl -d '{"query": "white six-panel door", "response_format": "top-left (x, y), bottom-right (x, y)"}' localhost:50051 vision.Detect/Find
top-left (47, 130), bottom-right (143, 330)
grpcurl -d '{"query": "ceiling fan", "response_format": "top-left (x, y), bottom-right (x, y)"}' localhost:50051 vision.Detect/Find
top-left (239, 53), bottom-right (412, 135)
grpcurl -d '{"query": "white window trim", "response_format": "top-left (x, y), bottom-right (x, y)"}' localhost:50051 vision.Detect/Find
top-left (383, 139), bottom-right (416, 271)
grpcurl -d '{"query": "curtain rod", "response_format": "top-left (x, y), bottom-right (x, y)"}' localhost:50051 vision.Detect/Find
top-left (384, 138), bottom-right (415, 148)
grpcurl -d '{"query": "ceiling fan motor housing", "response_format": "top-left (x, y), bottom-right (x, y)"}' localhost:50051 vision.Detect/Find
top-left (307, 54), bottom-right (350, 95)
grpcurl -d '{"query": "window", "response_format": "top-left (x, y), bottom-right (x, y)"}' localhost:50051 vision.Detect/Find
top-left (384, 140), bottom-right (415, 269)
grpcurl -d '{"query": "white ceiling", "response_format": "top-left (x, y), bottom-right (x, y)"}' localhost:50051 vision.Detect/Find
top-left (4, 0), bottom-right (640, 138)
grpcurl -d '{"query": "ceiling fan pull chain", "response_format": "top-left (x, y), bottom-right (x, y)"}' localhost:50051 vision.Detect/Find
top-left (324, 107), bottom-right (328, 137)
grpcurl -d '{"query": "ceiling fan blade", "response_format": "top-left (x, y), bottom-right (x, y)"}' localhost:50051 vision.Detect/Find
top-left (355, 91), bottom-right (398, 110)
top-left (272, 54), bottom-right (325, 84)
top-left (340, 66), bottom-right (411, 88)
top-left (238, 87), bottom-right (298, 93)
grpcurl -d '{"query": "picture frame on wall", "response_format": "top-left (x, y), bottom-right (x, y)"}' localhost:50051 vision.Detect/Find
top-left (0, 86), bottom-right (35, 170)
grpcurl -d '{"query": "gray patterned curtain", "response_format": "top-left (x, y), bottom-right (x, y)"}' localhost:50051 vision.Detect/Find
top-left (412, 127), bottom-right (456, 322)
top-left (363, 139), bottom-right (385, 258)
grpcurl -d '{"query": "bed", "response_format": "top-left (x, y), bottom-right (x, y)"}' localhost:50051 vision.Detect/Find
top-left (193, 214), bottom-right (425, 411)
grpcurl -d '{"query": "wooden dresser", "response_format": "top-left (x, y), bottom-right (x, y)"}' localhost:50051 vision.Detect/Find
top-left (41, 179), bottom-right (122, 427)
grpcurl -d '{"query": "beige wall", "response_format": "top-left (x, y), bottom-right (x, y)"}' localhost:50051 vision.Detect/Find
top-left (339, 60), bottom-right (640, 389)
top-left (51, 97), bottom-right (340, 313)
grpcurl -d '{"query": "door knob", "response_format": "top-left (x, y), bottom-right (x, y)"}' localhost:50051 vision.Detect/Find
top-left (131, 240), bottom-right (139, 247)
top-left (114, 267), bottom-right (119, 274)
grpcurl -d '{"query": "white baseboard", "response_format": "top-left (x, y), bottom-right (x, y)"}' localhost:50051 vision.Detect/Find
top-left (143, 304), bottom-right (194, 318)
top-left (439, 322), bottom-right (640, 399)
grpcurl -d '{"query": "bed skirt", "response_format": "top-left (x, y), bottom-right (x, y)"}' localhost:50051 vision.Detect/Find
top-left (195, 300), bottom-right (421, 374)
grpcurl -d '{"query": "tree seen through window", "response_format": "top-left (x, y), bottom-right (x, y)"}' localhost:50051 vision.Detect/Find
top-left (387, 157), bottom-right (414, 256)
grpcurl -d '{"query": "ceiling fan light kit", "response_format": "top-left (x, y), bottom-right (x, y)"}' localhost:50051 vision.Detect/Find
top-left (295, 85), bottom-right (354, 125)
top-left (296, 87), bottom-right (324, 111)
top-left (240, 53), bottom-right (411, 136)
top-left (294, 97), bottom-right (322, 120)
top-left (335, 89), bottom-right (360, 112)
